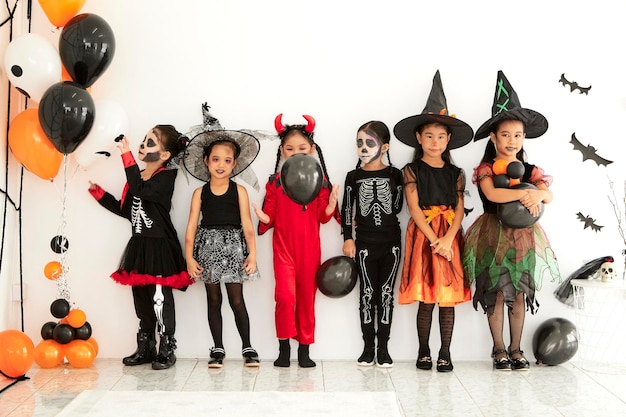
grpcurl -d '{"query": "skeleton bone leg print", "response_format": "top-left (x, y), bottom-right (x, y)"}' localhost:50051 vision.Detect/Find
top-left (131, 197), bottom-right (154, 233)
top-left (357, 249), bottom-right (374, 324)
top-left (153, 284), bottom-right (166, 335)
top-left (380, 246), bottom-right (401, 324)
top-left (358, 178), bottom-right (393, 225)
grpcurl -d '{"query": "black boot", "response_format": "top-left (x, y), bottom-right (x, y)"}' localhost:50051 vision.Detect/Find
top-left (122, 331), bottom-right (156, 366)
top-left (152, 334), bottom-right (177, 370)
top-left (298, 343), bottom-right (316, 368)
top-left (273, 339), bottom-right (291, 367)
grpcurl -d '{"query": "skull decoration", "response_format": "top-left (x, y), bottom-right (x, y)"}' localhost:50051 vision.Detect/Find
top-left (600, 261), bottom-right (616, 282)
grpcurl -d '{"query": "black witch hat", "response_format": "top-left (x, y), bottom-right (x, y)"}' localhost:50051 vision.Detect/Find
top-left (393, 70), bottom-right (474, 150)
top-left (474, 70), bottom-right (548, 140)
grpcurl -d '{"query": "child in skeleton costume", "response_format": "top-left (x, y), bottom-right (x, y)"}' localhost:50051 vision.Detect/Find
top-left (340, 121), bottom-right (403, 368)
top-left (253, 114), bottom-right (340, 368)
top-left (394, 71), bottom-right (473, 373)
top-left (88, 125), bottom-right (192, 370)
top-left (183, 131), bottom-right (261, 368)
top-left (463, 71), bottom-right (560, 371)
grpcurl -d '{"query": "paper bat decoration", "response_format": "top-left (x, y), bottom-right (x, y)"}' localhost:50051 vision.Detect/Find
top-left (569, 133), bottom-right (613, 166)
top-left (576, 212), bottom-right (603, 232)
top-left (464, 207), bottom-right (474, 216)
top-left (559, 73), bottom-right (591, 95)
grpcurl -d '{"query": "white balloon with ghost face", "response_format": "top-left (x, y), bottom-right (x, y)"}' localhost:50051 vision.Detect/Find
top-left (73, 99), bottom-right (129, 169)
top-left (3, 33), bottom-right (62, 102)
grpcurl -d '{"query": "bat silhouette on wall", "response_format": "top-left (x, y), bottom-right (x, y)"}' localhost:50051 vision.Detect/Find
top-left (569, 133), bottom-right (613, 166)
top-left (559, 73), bottom-right (591, 95)
top-left (576, 212), bottom-right (603, 232)
top-left (464, 207), bottom-right (474, 217)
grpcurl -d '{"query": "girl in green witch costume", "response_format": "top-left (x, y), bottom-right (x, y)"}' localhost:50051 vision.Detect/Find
top-left (463, 71), bottom-right (560, 371)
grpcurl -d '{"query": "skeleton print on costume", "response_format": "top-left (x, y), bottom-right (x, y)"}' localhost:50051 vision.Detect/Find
top-left (358, 245), bottom-right (401, 325)
top-left (153, 284), bottom-right (165, 335)
top-left (358, 177), bottom-right (393, 226)
top-left (131, 197), bottom-right (154, 234)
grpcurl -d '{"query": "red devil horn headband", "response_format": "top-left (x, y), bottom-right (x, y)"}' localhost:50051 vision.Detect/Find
top-left (274, 114), bottom-right (316, 135)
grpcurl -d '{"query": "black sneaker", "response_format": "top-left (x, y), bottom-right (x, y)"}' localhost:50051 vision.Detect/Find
top-left (416, 356), bottom-right (433, 370)
top-left (357, 347), bottom-right (375, 366)
top-left (242, 347), bottom-right (260, 367)
top-left (208, 347), bottom-right (225, 368)
top-left (376, 348), bottom-right (393, 368)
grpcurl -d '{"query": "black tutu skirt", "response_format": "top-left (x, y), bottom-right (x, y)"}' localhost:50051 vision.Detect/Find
top-left (111, 236), bottom-right (192, 289)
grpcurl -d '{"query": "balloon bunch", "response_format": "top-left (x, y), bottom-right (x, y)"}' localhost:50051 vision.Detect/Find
top-left (4, 2), bottom-right (125, 179)
top-left (34, 298), bottom-right (98, 369)
top-left (492, 159), bottom-right (544, 228)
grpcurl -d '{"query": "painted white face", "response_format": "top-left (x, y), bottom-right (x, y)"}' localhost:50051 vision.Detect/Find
top-left (356, 130), bottom-right (382, 166)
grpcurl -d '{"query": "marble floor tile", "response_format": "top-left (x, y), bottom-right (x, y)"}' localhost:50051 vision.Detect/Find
top-left (1, 358), bottom-right (626, 417)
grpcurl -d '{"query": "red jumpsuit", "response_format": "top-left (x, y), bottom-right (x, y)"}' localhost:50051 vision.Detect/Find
top-left (258, 173), bottom-right (334, 344)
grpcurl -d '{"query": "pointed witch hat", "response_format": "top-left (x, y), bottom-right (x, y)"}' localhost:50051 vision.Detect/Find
top-left (474, 70), bottom-right (548, 140)
top-left (393, 70), bottom-right (474, 150)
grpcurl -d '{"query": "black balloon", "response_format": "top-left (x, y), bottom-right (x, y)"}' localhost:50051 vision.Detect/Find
top-left (493, 174), bottom-right (510, 188)
top-left (316, 256), bottom-right (357, 298)
top-left (53, 323), bottom-right (75, 344)
top-left (59, 13), bottom-right (116, 88)
top-left (50, 235), bottom-right (70, 254)
top-left (38, 81), bottom-right (95, 154)
top-left (41, 321), bottom-right (57, 340)
top-left (532, 317), bottom-right (578, 365)
top-left (497, 183), bottom-right (544, 228)
top-left (506, 161), bottom-right (525, 179)
top-left (280, 154), bottom-right (323, 206)
top-left (50, 298), bottom-right (70, 319)
top-left (74, 321), bottom-right (93, 340)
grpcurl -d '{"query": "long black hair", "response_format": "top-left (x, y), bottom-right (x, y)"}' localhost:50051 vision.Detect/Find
top-left (355, 120), bottom-right (393, 169)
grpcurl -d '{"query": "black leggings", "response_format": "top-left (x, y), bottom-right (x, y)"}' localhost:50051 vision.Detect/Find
top-left (205, 282), bottom-right (251, 350)
top-left (132, 284), bottom-right (175, 336)
top-left (355, 240), bottom-right (401, 349)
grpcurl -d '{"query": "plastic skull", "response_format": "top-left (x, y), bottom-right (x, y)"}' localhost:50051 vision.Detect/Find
top-left (600, 262), bottom-right (616, 282)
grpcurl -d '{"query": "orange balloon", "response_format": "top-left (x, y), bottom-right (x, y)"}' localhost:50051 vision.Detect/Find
top-left (509, 178), bottom-right (521, 187)
top-left (0, 330), bottom-right (35, 378)
top-left (66, 309), bottom-right (87, 328)
top-left (8, 109), bottom-right (63, 181)
top-left (38, 0), bottom-right (86, 28)
top-left (492, 159), bottom-right (509, 175)
top-left (86, 337), bottom-right (99, 356)
top-left (34, 340), bottom-right (63, 368)
top-left (64, 340), bottom-right (95, 368)
top-left (44, 261), bottom-right (63, 280)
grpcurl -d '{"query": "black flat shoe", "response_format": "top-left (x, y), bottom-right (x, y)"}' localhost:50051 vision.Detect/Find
top-left (242, 347), bottom-right (260, 367)
top-left (357, 347), bottom-right (375, 366)
top-left (509, 349), bottom-right (530, 371)
top-left (436, 358), bottom-right (453, 372)
top-left (208, 347), bottom-right (225, 368)
top-left (492, 349), bottom-right (511, 371)
top-left (416, 356), bottom-right (432, 370)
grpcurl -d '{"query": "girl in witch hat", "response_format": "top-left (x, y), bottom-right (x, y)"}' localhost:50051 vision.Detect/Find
top-left (394, 70), bottom-right (473, 372)
top-left (183, 130), bottom-right (261, 368)
top-left (462, 71), bottom-right (560, 371)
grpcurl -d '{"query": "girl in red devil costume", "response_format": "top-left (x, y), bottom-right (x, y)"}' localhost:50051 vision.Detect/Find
top-left (253, 114), bottom-right (339, 367)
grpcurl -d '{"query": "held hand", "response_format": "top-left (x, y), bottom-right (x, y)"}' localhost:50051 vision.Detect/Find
top-left (116, 136), bottom-right (131, 154)
top-left (328, 184), bottom-right (340, 210)
top-left (186, 258), bottom-right (204, 280)
top-left (342, 239), bottom-right (356, 258)
top-left (252, 203), bottom-right (269, 224)
top-left (242, 256), bottom-right (257, 275)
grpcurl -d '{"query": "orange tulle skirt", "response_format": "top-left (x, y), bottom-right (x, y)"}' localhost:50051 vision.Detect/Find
top-left (399, 207), bottom-right (470, 307)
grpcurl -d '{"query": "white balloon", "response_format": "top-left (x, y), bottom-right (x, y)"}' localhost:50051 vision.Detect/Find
top-left (73, 99), bottom-right (129, 169)
top-left (3, 33), bottom-right (62, 102)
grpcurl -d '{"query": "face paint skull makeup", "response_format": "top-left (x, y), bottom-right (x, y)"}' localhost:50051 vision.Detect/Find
top-left (356, 130), bottom-right (382, 166)
top-left (138, 130), bottom-right (162, 163)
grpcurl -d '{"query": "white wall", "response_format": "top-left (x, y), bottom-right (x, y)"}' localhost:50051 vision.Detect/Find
top-left (2, 0), bottom-right (625, 362)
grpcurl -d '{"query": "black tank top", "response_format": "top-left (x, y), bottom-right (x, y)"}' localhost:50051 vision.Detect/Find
top-left (199, 180), bottom-right (241, 227)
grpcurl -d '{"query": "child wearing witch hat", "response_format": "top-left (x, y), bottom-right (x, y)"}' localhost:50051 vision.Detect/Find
top-left (462, 71), bottom-right (560, 371)
top-left (394, 70), bottom-right (473, 372)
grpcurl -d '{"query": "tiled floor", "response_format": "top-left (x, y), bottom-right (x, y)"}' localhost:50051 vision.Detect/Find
top-left (1, 358), bottom-right (625, 417)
